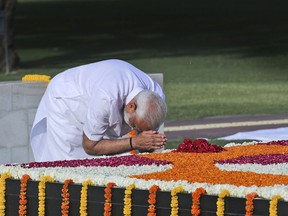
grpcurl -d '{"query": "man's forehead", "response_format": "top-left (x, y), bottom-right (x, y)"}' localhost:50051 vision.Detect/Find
top-left (135, 117), bottom-right (151, 132)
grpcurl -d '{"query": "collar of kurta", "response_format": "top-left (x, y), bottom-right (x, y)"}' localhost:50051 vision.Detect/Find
top-left (125, 87), bottom-right (144, 105)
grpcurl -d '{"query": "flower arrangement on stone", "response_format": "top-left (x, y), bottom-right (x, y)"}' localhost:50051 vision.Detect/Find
top-left (173, 138), bottom-right (226, 153)
top-left (22, 74), bottom-right (51, 82)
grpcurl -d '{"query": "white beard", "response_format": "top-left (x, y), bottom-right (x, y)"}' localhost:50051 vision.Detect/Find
top-left (124, 111), bottom-right (132, 127)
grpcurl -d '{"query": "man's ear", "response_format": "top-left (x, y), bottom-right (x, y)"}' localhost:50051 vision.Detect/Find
top-left (126, 100), bottom-right (137, 113)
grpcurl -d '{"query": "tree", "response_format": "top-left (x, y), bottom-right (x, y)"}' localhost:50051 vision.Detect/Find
top-left (0, 0), bottom-right (19, 73)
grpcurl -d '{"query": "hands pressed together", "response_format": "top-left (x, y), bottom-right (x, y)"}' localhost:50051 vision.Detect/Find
top-left (131, 130), bottom-right (167, 151)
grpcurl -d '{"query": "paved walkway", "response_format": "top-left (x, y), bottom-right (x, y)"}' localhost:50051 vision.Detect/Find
top-left (164, 113), bottom-right (288, 141)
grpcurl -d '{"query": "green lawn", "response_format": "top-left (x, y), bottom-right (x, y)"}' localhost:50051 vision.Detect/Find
top-left (1, 0), bottom-right (288, 121)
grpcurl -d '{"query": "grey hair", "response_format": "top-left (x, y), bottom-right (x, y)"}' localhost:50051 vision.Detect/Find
top-left (134, 90), bottom-right (167, 130)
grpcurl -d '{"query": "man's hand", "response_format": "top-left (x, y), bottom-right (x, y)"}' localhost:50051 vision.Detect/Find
top-left (82, 130), bottom-right (167, 156)
top-left (132, 130), bottom-right (167, 151)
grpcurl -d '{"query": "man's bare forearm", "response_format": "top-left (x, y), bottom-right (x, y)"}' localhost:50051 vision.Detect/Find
top-left (82, 130), bottom-right (167, 156)
top-left (83, 133), bottom-right (132, 155)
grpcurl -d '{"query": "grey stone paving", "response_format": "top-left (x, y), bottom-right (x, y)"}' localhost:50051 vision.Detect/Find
top-left (165, 113), bottom-right (288, 141)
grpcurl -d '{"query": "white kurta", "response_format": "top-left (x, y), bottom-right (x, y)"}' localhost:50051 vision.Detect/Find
top-left (30, 59), bottom-right (165, 161)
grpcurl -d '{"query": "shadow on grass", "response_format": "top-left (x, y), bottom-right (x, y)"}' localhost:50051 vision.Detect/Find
top-left (15, 0), bottom-right (288, 69)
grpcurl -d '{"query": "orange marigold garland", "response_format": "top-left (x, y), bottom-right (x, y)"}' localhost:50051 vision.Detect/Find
top-left (80, 180), bottom-right (94, 216)
top-left (19, 174), bottom-right (30, 216)
top-left (103, 182), bottom-right (116, 216)
top-left (269, 195), bottom-right (282, 216)
top-left (191, 187), bottom-right (206, 216)
top-left (61, 179), bottom-right (74, 216)
top-left (216, 189), bottom-right (230, 216)
top-left (147, 185), bottom-right (160, 216)
top-left (0, 172), bottom-right (12, 216)
top-left (170, 185), bottom-right (185, 216)
top-left (129, 130), bottom-right (137, 155)
top-left (38, 176), bottom-right (55, 216)
top-left (123, 184), bottom-right (136, 216)
top-left (245, 192), bottom-right (258, 216)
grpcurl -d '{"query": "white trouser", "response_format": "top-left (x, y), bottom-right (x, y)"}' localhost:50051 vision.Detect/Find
top-left (30, 91), bottom-right (94, 162)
